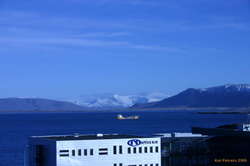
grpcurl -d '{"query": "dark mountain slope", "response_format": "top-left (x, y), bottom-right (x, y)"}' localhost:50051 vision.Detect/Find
top-left (0, 98), bottom-right (86, 111)
top-left (132, 84), bottom-right (250, 108)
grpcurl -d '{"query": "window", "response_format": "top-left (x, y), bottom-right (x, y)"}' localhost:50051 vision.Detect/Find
top-left (155, 147), bottom-right (159, 153)
top-left (155, 164), bottom-right (159, 166)
top-left (114, 164), bottom-right (117, 166)
top-left (90, 149), bottom-right (94, 156)
top-left (150, 147), bottom-right (153, 153)
top-left (84, 149), bottom-right (87, 156)
top-left (72, 150), bottom-right (75, 156)
top-left (128, 147), bottom-right (131, 154)
top-left (99, 152), bottom-right (108, 155)
top-left (59, 150), bottom-right (69, 157)
top-left (119, 146), bottom-right (122, 154)
top-left (35, 145), bottom-right (45, 166)
top-left (99, 148), bottom-right (108, 155)
top-left (99, 148), bottom-right (107, 150)
top-left (139, 165), bottom-right (142, 166)
top-left (78, 149), bottom-right (81, 156)
top-left (144, 147), bottom-right (148, 153)
top-left (139, 147), bottom-right (142, 153)
top-left (145, 164), bottom-right (148, 166)
top-left (133, 147), bottom-right (136, 153)
top-left (113, 146), bottom-right (117, 154)
top-left (119, 164), bottom-right (122, 166)
top-left (150, 164), bottom-right (153, 166)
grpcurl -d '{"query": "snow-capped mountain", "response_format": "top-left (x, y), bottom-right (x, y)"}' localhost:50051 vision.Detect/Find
top-left (201, 84), bottom-right (250, 93)
top-left (73, 92), bottom-right (168, 108)
top-left (133, 84), bottom-right (250, 109)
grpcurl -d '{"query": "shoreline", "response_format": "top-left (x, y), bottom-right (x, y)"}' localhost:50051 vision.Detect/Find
top-left (198, 111), bottom-right (250, 114)
top-left (0, 107), bottom-right (249, 114)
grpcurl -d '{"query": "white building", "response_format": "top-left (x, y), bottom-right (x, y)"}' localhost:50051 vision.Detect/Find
top-left (243, 124), bottom-right (250, 131)
top-left (26, 134), bottom-right (161, 166)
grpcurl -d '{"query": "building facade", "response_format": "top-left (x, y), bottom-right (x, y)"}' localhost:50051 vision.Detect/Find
top-left (27, 134), bottom-right (161, 166)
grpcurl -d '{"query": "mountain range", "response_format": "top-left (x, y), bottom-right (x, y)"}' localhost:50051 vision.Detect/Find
top-left (0, 92), bottom-right (168, 111)
top-left (1, 84), bottom-right (250, 111)
top-left (0, 98), bottom-right (86, 111)
top-left (132, 84), bottom-right (250, 109)
top-left (72, 92), bottom-right (168, 108)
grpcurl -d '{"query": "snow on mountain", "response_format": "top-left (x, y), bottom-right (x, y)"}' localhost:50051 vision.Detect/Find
top-left (222, 84), bottom-right (250, 91)
top-left (133, 84), bottom-right (250, 109)
top-left (72, 92), bottom-right (168, 108)
top-left (199, 84), bottom-right (250, 93)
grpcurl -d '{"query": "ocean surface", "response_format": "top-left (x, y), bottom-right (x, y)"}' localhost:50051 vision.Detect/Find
top-left (0, 110), bottom-right (248, 166)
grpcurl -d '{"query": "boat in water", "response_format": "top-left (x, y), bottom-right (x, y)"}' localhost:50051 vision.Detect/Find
top-left (117, 114), bottom-right (139, 120)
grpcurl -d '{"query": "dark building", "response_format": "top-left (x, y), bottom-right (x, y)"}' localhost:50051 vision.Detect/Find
top-left (158, 133), bottom-right (209, 166)
top-left (192, 123), bottom-right (250, 166)
top-left (159, 124), bottom-right (250, 166)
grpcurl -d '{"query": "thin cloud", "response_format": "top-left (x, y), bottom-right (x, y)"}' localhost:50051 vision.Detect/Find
top-left (193, 19), bottom-right (248, 31)
top-left (1, 10), bottom-right (248, 38)
top-left (129, 44), bottom-right (185, 53)
top-left (0, 37), bottom-right (184, 53)
top-left (0, 11), bottom-right (128, 30)
top-left (65, 0), bottom-right (161, 6)
top-left (0, 10), bottom-right (246, 56)
top-left (177, 22), bottom-right (249, 31)
top-left (72, 32), bottom-right (131, 38)
top-left (0, 38), bottom-right (127, 47)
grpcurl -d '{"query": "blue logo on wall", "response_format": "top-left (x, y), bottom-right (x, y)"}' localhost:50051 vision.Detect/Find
top-left (127, 139), bottom-right (142, 147)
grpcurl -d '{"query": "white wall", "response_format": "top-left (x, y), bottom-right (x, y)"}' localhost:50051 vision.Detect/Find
top-left (243, 124), bottom-right (250, 131)
top-left (56, 137), bottom-right (161, 166)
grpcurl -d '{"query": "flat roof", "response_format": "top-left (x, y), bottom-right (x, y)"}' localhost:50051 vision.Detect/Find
top-left (31, 134), bottom-right (145, 141)
top-left (153, 133), bottom-right (205, 138)
top-left (192, 127), bottom-right (250, 137)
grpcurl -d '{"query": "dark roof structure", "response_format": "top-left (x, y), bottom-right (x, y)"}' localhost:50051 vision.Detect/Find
top-left (192, 126), bottom-right (250, 137)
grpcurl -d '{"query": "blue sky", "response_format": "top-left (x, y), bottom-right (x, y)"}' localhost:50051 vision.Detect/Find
top-left (0, 0), bottom-right (249, 99)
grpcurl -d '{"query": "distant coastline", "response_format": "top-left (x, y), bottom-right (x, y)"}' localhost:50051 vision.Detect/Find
top-left (0, 107), bottom-right (250, 114)
top-left (198, 111), bottom-right (250, 114)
